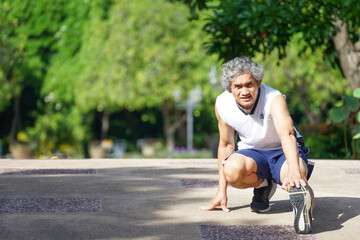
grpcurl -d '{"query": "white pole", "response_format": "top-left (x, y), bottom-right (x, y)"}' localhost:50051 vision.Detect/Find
top-left (186, 100), bottom-right (194, 152)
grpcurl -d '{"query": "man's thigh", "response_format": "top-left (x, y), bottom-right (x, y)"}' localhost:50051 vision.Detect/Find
top-left (232, 149), bottom-right (272, 180)
top-left (272, 147), bottom-right (311, 185)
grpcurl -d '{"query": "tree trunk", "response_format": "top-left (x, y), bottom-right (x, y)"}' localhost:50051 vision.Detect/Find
top-left (176, 110), bottom-right (187, 144)
top-left (161, 102), bottom-right (186, 151)
top-left (10, 92), bottom-right (22, 144)
top-left (332, 19), bottom-right (360, 90)
top-left (101, 110), bottom-right (110, 140)
top-left (124, 110), bottom-right (137, 142)
top-left (93, 111), bottom-right (102, 140)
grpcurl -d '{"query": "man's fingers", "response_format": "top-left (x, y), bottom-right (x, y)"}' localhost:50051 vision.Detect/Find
top-left (221, 204), bottom-right (230, 212)
top-left (281, 178), bottom-right (289, 190)
top-left (300, 179), bottom-right (307, 187)
top-left (282, 178), bottom-right (307, 191)
top-left (199, 202), bottom-right (230, 212)
top-left (199, 202), bottom-right (217, 211)
top-left (199, 205), bottom-right (213, 211)
top-left (294, 178), bottom-right (307, 188)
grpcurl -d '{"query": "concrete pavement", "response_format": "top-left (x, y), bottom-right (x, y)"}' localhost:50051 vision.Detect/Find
top-left (0, 158), bottom-right (359, 240)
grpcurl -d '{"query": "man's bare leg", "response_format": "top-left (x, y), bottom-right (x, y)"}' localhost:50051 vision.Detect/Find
top-left (223, 153), bottom-right (276, 212)
top-left (223, 153), bottom-right (262, 188)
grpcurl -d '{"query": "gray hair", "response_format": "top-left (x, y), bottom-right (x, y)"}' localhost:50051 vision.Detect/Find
top-left (220, 56), bottom-right (264, 91)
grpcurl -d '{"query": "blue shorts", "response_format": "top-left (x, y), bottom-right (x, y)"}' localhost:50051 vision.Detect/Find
top-left (231, 146), bottom-right (313, 185)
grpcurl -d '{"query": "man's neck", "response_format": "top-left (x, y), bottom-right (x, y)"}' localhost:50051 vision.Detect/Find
top-left (235, 86), bottom-right (261, 115)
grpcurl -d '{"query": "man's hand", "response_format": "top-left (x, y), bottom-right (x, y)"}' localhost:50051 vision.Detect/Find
top-left (199, 191), bottom-right (230, 212)
top-left (281, 166), bottom-right (307, 191)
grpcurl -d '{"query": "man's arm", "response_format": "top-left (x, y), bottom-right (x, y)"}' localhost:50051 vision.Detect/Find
top-left (199, 104), bottom-right (235, 212)
top-left (270, 95), bottom-right (307, 190)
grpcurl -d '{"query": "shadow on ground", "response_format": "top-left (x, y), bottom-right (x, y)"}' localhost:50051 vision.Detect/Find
top-left (0, 166), bottom-right (218, 240)
top-left (1, 162), bottom-right (359, 239)
top-left (266, 196), bottom-right (360, 234)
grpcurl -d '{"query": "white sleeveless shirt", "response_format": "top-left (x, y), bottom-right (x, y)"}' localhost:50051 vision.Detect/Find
top-left (215, 84), bottom-right (283, 150)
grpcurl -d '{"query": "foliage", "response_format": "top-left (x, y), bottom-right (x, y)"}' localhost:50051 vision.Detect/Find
top-left (27, 108), bottom-right (86, 157)
top-left (0, 0), bottom-right (52, 140)
top-left (177, 0), bottom-right (360, 158)
top-left (176, 0), bottom-right (360, 61)
top-left (327, 88), bottom-right (360, 158)
top-left (0, 0), bottom-right (97, 149)
top-left (24, 0), bottom-right (114, 155)
top-left (329, 88), bottom-right (360, 130)
top-left (257, 33), bottom-right (351, 125)
top-left (0, 0), bottom-right (56, 90)
top-left (253, 33), bottom-right (354, 158)
top-left (46, 0), bottom-right (217, 148)
top-left (3, 0), bottom-right (356, 159)
top-left (69, 0), bottom-right (215, 112)
top-left (329, 95), bottom-right (359, 124)
top-left (125, 147), bottom-right (213, 158)
top-left (301, 124), bottom-right (351, 159)
top-left (353, 89), bottom-right (360, 140)
top-left (251, 33), bottom-right (354, 158)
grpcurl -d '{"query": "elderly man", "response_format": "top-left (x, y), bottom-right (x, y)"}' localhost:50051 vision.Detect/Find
top-left (200, 57), bottom-right (314, 234)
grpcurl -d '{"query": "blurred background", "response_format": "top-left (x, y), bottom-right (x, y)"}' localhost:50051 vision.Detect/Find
top-left (0, 0), bottom-right (359, 159)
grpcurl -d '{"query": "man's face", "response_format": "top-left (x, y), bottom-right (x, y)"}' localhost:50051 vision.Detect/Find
top-left (229, 73), bottom-right (261, 111)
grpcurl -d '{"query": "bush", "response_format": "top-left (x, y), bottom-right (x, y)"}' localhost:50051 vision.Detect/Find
top-left (300, 124), bottom-right (352, 159)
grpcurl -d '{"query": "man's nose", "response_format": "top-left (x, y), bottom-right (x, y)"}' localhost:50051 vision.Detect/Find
top-left (241, 88), bottom-right (249, 95)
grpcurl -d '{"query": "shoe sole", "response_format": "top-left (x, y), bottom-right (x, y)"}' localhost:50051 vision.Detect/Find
top-left (289, 185), bottom-right (312, 234)
top-left (251, 204), bottom-right (271, 213)
top-left (258, 206), bottom-right (271, 213)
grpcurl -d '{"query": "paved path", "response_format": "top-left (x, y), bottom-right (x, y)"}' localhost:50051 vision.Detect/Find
top-left (0, 158), bottom-right (359, 240)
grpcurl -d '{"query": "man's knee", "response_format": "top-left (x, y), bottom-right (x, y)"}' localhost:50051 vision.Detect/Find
top-left (223, 154), bottom-right (257, 187)
top-left (280, 157), bottom-right (308, 181)
top-left (223, 157), bottom-right (243, 184)
top-left (299, 158), bottom-right (308, 176)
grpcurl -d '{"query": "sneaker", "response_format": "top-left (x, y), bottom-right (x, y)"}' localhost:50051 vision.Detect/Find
top-left (250, 179), bottom-right (277, 213)
top-left (289, 184), bottom-right (312, 234)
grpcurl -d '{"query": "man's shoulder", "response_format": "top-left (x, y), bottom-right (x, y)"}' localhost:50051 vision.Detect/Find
top-left (215, 91), bottom-right (237, 122)
top-left (262, 84), bottom-right (279, 92)
top-left (217, 90), bottom-right (232, 98)
top-left (216, 91), bottom-right (233, 103)
top-left (261, 84), bottom-right (281, 99)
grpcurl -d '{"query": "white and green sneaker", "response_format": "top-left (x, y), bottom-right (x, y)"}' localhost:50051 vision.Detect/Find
top-left (289, 184), bottom-right (312, 234)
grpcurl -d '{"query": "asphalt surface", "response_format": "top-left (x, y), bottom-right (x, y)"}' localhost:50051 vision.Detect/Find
top-left (0, 158), bottom-right (359, 240)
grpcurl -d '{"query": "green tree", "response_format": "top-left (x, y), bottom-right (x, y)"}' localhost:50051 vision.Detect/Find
top-left (38, 0), bottom-right (112, 155)
top-left (45, 0), bottom-right (217, 150)
top-left (256, 34), bottom-right (352, 158)
top-left (176, 0), bottom-right (360, 90)
top-left (0, 0), bottom-right (92, 147)
top-left (176, 0), bottom-right (360, 158)
top-left (258, 33), bottom-right (351, 125)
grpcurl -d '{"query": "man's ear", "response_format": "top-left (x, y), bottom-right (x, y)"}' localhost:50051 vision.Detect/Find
top-left (258, 81), bottom-right (262, 88)
top-left (227, 82), bottom-right (232, 93)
